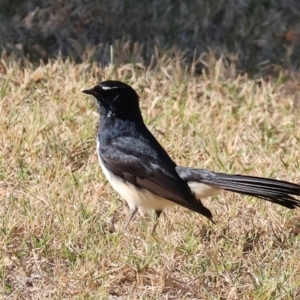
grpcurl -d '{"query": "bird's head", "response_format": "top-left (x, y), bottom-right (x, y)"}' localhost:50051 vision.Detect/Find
top-left (82, 80), bottom-right (140, 119)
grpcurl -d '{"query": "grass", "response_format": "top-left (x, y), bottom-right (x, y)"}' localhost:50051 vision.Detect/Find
top-left (0, 52), bottom-right (300, 299)
top-left (1, 0), bottom-right (300, 72)
top-left (1, 2), bottom-right (300, 298)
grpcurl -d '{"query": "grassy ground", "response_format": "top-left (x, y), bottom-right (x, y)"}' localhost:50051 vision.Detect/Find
top-left (0, 52), bottom-right (300, 299)
top-left (1, 0), bottom-right (300, 72)
top-left (1, 1), bottom-right (300, 298)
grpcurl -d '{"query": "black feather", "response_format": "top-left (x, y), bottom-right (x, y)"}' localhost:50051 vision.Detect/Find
top-left (176, 167), bottom-right (300, 209)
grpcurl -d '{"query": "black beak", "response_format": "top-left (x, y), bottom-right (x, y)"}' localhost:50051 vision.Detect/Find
top-left (82, 89), bottom-right (97, 96)
top-left (82, 87), bottom-right (107, 109)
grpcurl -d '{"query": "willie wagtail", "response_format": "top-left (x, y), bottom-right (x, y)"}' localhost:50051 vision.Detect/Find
top-left (82, 80), bottom-right (300, 231)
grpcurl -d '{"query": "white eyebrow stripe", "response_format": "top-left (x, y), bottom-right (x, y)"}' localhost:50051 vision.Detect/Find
top-left (101, 86), bottom-right (126, 90)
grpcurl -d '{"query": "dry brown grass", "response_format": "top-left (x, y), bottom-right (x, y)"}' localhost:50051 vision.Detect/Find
top-left (1, 0), bottom-right (300, 72)
top-left (1, 52), bottom-right (300, 299)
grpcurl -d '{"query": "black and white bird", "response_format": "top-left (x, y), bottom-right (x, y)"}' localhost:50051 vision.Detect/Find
top-left (82, 80), bottom-right (300, 231)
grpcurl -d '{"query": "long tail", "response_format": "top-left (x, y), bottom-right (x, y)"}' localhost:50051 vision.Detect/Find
top-left (176, 166), bottom-right (300, 209)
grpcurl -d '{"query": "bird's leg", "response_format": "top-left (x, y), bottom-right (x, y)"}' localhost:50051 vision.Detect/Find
top-left (151, 210), bottom-right (162, 234)
top-left (123, 206), bottom-right (138, 232)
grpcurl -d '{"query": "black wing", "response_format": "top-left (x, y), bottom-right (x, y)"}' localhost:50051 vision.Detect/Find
top-left (100, 137), bottom-right (212, 218)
